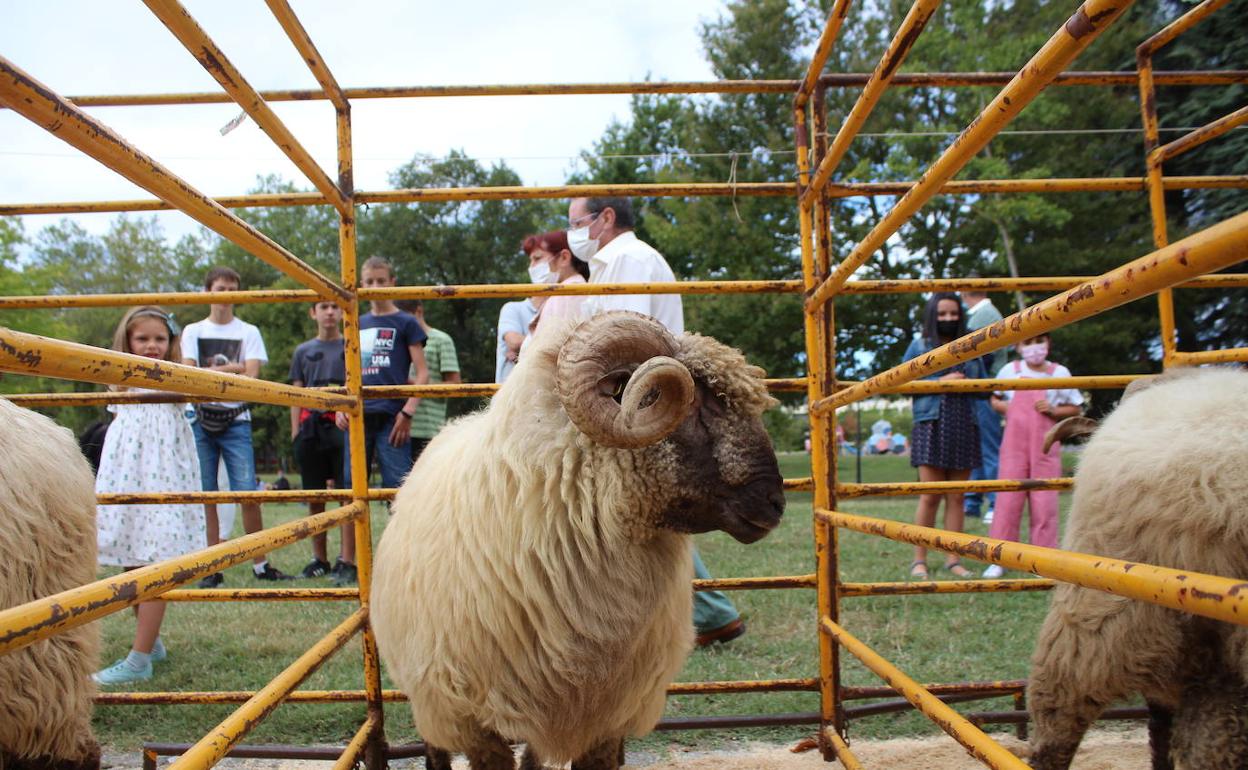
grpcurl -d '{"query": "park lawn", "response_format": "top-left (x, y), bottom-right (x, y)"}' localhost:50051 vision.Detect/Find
top-left (92, 452), bottom-right (1072, 753)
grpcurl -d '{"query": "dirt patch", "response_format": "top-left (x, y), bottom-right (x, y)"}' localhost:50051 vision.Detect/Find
top-left (634, 728), bottom-right (1148, 769)
top-left (105, 728), bottom-right (1148, 769)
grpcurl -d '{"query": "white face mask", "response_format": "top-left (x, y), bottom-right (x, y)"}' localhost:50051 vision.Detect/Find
top-left (1020, 341), bottom-right (1049, 366)
top-left (567, 224), bottom-right (600, 261)
top-left (527, 260), bottom-right (557, 284)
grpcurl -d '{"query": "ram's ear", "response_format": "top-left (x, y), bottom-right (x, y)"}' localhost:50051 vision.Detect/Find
top-left (1043, 416), bottom-right (1098, 454)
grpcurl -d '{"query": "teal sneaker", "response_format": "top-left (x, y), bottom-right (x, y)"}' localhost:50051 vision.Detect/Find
top-left (150, 639), bottom-right (167, 663)
top-left (92, 657), bottom-right (152, 686)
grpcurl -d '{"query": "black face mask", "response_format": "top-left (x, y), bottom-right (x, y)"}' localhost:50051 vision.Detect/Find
top-left (936, 320), bottom-right (960, 339)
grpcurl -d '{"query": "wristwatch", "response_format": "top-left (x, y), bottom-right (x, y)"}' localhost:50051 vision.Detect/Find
top-left (401, 410), bottom-right (415, 419)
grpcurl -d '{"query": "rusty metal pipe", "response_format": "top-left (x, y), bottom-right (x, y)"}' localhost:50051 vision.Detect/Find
top-left (1154, 104), bottom-right (1248, 164)
top-left (1138, 0), bottom-right (1235, 56)
top-left (332, 715), bottom-right (377, 770)
top-left (803, 0), bottom-right (943, 206)
top-left (141, 0), bottom-right (349, 217)
top-left (693, 575), bottom-right (817, 591)
top-left (0, 503), bottom-right (363, 656)
top-left (0, 56), bottom-right (345, 301)
top-left (814, 208), bottom-right (1248, 414)
top-left (160, 587), bottom-right (358, 602)
top-left (821, 510), bottom-right (1248, 627)
top-left (264, 0), bottom-right (348, 110)
top-left (839, 578), bottom-right (1054, 597)
top-left (838, 478), bottom-right (1072, 498)
top-left (166, 608), bottom-right (365, 770)
top-left (821, 618), bottom-right (1030, 768)
top-left (5, 176), bottom-right (1248, 217)
top-left (795, 0), bottom-right (854, 108)
top-left (807, 0), bottom-right (1135, 309)
top-left (842, 679), bottom-right (1026, 700)
top-left (0, 327), bottom-right (353, 410)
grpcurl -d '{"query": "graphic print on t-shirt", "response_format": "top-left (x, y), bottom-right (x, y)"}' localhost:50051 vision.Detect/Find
top-left (195, 338), bottom-right (243, 368)
top-left (359, 327), bottom-right (396, 377)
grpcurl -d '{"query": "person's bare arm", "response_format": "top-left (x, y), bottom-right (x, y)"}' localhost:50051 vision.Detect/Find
top-left (443, 370), bottom-right (462, 384)
top-left (502, 331), bottom-right (524, 362)
top-left (991, 394), bottom-right (1009, 415)
top-left (389, 344), bottom-right (428, 446)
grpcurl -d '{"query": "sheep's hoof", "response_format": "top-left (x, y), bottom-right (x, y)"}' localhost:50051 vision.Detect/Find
top-left (424, 746), bottom-right (453, 770)
top-left (570, 738), bottom-right (625, 770)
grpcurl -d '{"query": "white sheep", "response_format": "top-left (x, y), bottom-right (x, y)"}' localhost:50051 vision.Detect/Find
top-left (0, 398), bottom-right (102, 770)
top-left (1027, 367), bottom-right (1248, 770)
top-left (371, 312), bottom-right (786, 770)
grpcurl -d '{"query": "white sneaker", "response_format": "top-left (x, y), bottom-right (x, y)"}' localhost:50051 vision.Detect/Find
top-left (982, 509), bottom-right (995, 525)
top-left (982, 564), bottom-right (1005, 579)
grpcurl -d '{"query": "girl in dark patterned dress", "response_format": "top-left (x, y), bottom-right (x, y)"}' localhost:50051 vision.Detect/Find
top-left (901, 293), bottom-right (986, 579)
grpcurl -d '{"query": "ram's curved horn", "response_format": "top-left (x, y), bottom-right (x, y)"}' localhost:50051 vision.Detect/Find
top-left (556, 312), bottom-right (696, 448)
top-left (1043, 416), bottom-right (1099, 454)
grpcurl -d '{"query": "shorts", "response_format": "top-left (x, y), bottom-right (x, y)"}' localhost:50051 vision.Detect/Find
top-left (294, 417), bottom-right (345, 490)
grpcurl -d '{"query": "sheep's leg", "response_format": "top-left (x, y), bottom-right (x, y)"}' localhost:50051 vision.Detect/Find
top-left (1147, 700), bottom-right (1175, 770)
top-left (518, 746), bottom-right (546, 770)
top-left (1, 745), bottom-right (101, 770)
top-left (425, 746), bottom-right (453, 770)
top-left (569, 737), bottom-right (625, 770)
top-left (463, 730), bottom-right (515, 770)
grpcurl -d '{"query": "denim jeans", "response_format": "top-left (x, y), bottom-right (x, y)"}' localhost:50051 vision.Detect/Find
top-left (343, 412), bottom-right (413, 490)
top-left (192, 419), bottom-right (258, 492)
top-left (692, 547), bottom-right (740, 634)
top-left (965, 398), bottom-right (1003, 515)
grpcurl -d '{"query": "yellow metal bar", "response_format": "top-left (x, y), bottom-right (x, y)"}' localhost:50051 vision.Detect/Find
top-left (1172, 347), bottom-right (1248, 365)
top-left (821, 617), bottom-right (1032, 769)
top-left (94, 490), bottom-right (374, 505)
top-left (96, 690), bottom-right (406, 705)
top-left (693, 574), bottom-right (817, 591)
top-left (1154, 104), bottom-right (1248, 164)
top-left (160, 587), bottom-right (358, 602)
top-left (360, 279), bottom-right (802, 301)
top-left (30, 70), bottom-right (1247, 110)
top-left (821, 510), bottom-right (1248, 627)
top-left (795, 0), bottom-right (854, 108)
top-left (814, 208), bottom-right (1248, 413)
top-left (0, 288), bottom-right (316, 309)
top-left (1138, 0), bottom-right (1235, 55)
top-left (0, 503), bottom-right (362, 656)
top-left (803, 0), bottom-right (943, 206)
top-left (3, 275), bottom-right (1243, 313)
top-left (839, 478), bottom-right (1071, 498)
top-left (332, 715), bottom-right (378, 770)
top-left (264, 0), bottom-right (349, 110)
top-left (0, 56), bottom-right (346, 302)
top-left (668, 678), bottom-right (821, 695)
top-left (797, 100), bottom-right (844, 759)
top-left (167, 608), bottom-right (366, 770)
top-left (0, 327), bottom-right (352, 410)
top-left (840, 579), bottom-right (1054, 597)
top-left (336, 104), bottom-right (386, 758)
top-left (1137, 51), bottom-right (1178, 365)
top-left (142, 0), bottom-right (350, 217)
top-left (7, 176), bottom-right (1248, 217)
top-left (823, 726), bottom-right (864, 770)
top-left (807, 0), bottom-right (1134, 309)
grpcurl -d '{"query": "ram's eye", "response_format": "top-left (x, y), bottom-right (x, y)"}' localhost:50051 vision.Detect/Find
top-left (597, 370), bottom-right (632, 403)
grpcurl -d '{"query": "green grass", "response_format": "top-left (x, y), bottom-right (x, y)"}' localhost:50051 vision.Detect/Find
top-left (92, 454), bottom-right (1074, 752)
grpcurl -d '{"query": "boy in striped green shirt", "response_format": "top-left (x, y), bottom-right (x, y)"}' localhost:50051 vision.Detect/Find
top-left (399, 301), bottom-right (462, 461)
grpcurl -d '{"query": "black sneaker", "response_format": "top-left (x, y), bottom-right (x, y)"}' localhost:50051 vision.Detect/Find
top-left (254, 564), bottom-right (295, 581)
top-left (332, 562), bottom-right (358, 586)
top-left (197, 572), bottom-right (224, 589)
top-left (330, 558), bottom-right (346, 578)
top-left (301, 558), bottom-right (332, 578)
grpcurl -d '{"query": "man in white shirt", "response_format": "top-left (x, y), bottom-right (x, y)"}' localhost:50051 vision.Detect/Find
top-left (182, 266), bottom-right (292, 586)
top-left (565, 196), bottom-right (744, 646)
top-left (566, 197), bottom-right (683, 333)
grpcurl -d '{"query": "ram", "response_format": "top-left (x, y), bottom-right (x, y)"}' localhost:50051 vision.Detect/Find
top-left (372, 312), bottom-right (785, 770)
top-left (1027, 367), bottom-right (1248, 770)
top-left (0, 398), bottom-right (102, 770)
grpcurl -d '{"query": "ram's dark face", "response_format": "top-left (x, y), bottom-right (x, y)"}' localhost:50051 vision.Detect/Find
top-left (555, 312), bottom-right (784, 545)
top-left (655, 382), bottom-right (785, 544)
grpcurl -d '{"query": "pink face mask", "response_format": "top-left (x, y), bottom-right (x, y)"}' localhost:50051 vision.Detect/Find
top-left (1020, 341), bottom-right (1049, 366)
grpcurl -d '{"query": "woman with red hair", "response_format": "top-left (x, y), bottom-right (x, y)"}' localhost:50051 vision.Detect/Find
top-left (522, 230), bottom-right (590, 337)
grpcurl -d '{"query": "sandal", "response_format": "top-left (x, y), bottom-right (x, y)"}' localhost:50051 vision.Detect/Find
top-left (908, 560), bottom-right (929, 580)
top-left (943, 561), bottom-right (974, 578)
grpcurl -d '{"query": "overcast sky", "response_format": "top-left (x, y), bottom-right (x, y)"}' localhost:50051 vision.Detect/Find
top-left (1, 1), bottom-right (726, 244)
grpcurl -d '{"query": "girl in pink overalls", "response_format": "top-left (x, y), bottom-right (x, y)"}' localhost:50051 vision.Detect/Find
top-left (983, 333), bottom-right (1083, 577)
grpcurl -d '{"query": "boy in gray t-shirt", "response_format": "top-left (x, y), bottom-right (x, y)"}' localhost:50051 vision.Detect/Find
top-left (288, 300), bottom-right (356, 585)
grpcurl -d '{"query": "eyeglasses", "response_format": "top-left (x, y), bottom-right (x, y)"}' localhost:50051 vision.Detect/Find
top-left (567, 211), bottom-right (600, 229)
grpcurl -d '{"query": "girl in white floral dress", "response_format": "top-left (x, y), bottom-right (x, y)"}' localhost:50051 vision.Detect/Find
top-left (94, 306), bottom-right (205, 685)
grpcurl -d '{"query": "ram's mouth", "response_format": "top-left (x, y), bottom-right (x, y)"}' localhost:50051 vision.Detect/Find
top-left (722, 512), bottom-right (778, 544)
